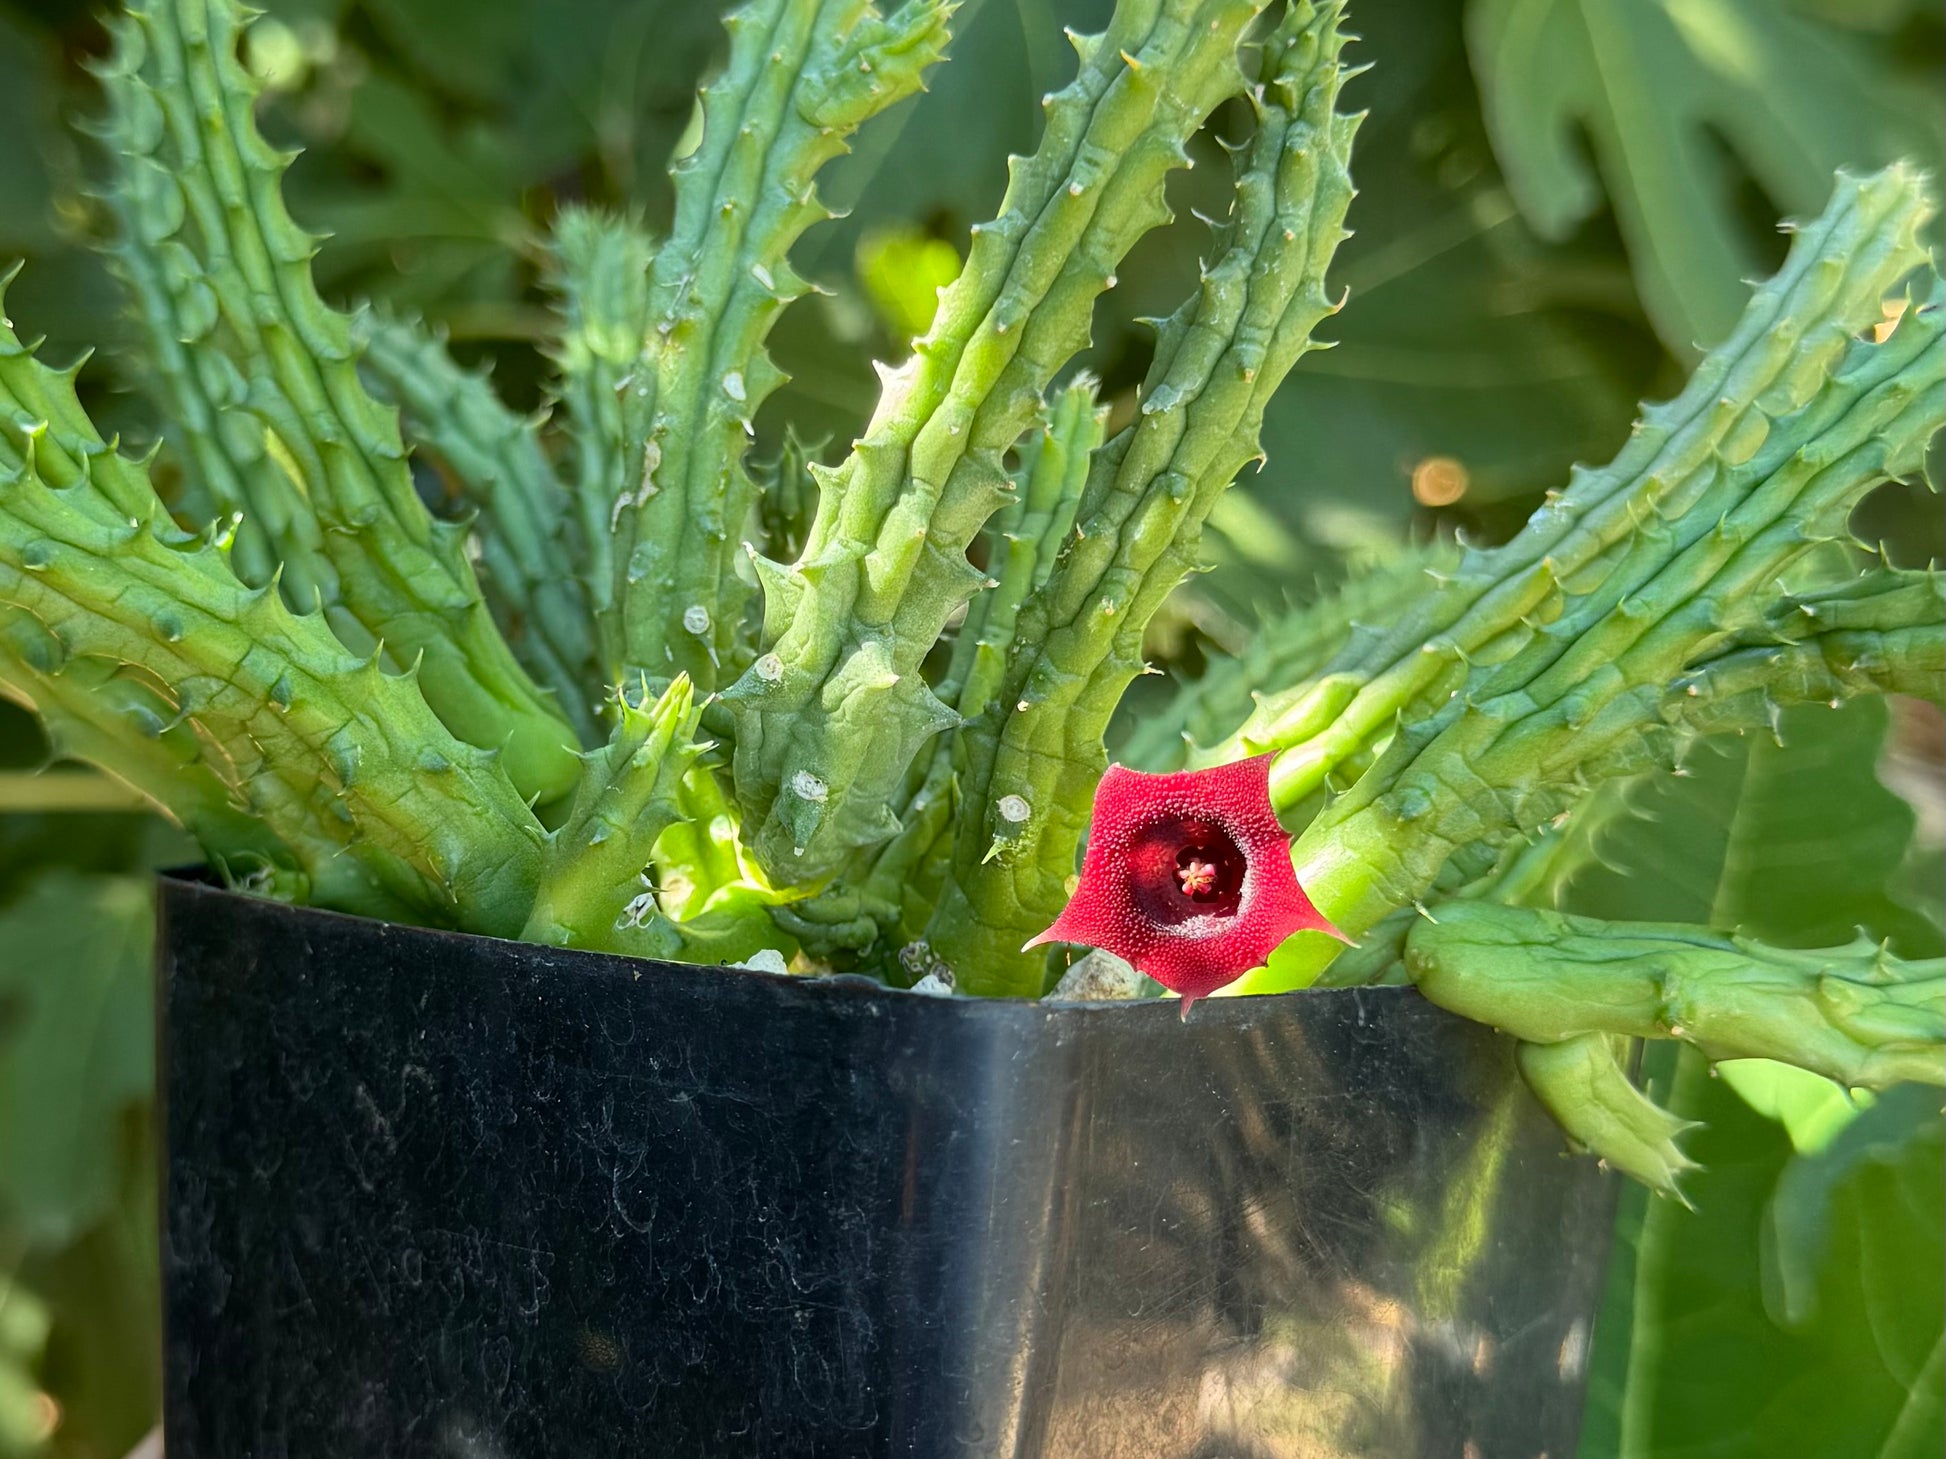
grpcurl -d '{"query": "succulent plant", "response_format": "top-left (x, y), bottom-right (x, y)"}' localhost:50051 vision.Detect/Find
top-left (1, 0), bottom-right (1940, 1188)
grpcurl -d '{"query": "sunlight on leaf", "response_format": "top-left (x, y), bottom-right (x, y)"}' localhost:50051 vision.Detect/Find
top-left (1571, 701), bottom-right (1944, 1458)
top-left (856, 225), bottom-right (962, 345)
top-left (1467, 0), bottom-right (1943, 354)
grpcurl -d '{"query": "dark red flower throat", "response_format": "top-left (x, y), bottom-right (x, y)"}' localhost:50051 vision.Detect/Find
top-left (1028, 756), bottom-right (1344, 1017)
top-left (1129, 819), bottom-right (1247, 923)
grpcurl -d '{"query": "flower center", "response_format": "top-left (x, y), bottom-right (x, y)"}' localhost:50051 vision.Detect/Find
top-left (1177, 853), bottom-right (1220, 899)
top-left (1127, 818), bottom-right (1247, 925)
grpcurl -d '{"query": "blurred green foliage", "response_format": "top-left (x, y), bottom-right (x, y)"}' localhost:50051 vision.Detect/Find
top-left (0, 711), bottom-right (177, 1459)
top-left (1573, 700), bottom-right (1944, 1459)
top-left (0, 0), bottom-right (1939, 1453)
top-left (1470, 0), bottom-right (1942, 355)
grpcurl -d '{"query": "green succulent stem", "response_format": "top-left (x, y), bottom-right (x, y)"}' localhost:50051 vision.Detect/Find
top-left (1251, 165), bottom-right (1935, 822)
top-left (720, 0), bottom-right (1268, 882)
top-left (91, 122), bottom-right (331, 600)
top-left (353, 310), bottom-right (601, 742)
top-left (546, 206), bottom-right (657, 637)
top-left (940, 377), bottom-right (1106, 728)
top-left (0, 318), bottom-right (546, 932)
top-left (927, 0), bottom-right (1360, 995)
top-left (1239, 171), bottom-right (1941, 993)
top-left (778, 376), bottom-right (1107, 968)
top-left (1407, 903), bottom-right (1946, 1092)
top-left (0, 609), bottom-right (299, 891)
top-left (1122, 539), bottom-right (1459, 773)
top-left (606, 0), bottom-right (953, 695)
top-left (95, 0), bottom-right (579, 803)
top-left (521, 675), bottom-right (783, 963)
top-left (522, 675), bottom-right (706, 953)
top-left (1515, 1034), bottom-right (1701, 1195)
top-left (1663, 567), bottom-right (1946, 717)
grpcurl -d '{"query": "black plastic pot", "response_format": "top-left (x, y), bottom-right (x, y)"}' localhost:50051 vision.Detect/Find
top-left (158, 872), bottom-right (1615, 1458)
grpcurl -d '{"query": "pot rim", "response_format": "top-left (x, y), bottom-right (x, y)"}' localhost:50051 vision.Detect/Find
top-left (157, 866), bottom-right (1397, 1023)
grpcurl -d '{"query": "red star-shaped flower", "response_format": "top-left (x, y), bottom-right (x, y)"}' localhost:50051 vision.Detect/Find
top-left (1027, 755), bottom-right (1344, 1017)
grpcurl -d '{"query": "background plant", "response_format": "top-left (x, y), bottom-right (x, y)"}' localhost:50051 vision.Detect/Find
top-left (0, 1), bottom-right (1940, 1456)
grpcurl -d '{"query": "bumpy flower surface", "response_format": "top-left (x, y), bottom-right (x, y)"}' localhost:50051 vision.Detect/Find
top-left (1028, 757), bottom-right (1341, 1015)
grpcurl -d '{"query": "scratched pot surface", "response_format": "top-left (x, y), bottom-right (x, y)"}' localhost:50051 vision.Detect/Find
top-left (158, 873), bottom-right (1614, 1459)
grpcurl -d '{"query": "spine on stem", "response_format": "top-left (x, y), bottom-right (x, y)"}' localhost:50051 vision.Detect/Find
top-left (1255, 231), bottom-right (1942, 993)
top-left (95, 0), bottom-right (579, 802)
top-left (718, 0), bottom-right (1268, 882)
top-left (604, 0), bottom-right (953, 695)
top-left (926, 1), bottom-right (1360, 994)
top-left (0, 295), bottom-right (546, 932)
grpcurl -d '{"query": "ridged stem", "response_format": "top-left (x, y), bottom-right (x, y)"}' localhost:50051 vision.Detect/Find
top-left (1407, 903), bottom-right (1945, 1091)
top-left (777, 377), bottom-right (1107, 966)
top-left (1238, 174), bottom-right (1940, 992)
top-left (96, 0), bottom-right (579, 801)
top-left (0, 327), bottom-right (546, 932)
top-left (545, 206), bottom-right (657, 640)
top-left (608, 0), bottom-right (953, 693)
top-left (353, 309), bottom-right (601, 740)
top-left (1255, 166), bottom-right (1935, 817)
top-left (1122, 540), bottom-right (1458, 773)
top-left (719, 0), bottom-right (1268, 881)
top-left (929, 1), bottom-right (1360, 994)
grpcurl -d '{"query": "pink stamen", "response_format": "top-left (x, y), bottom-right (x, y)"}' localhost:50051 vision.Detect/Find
top-left (1178, 857), bottom-right (1218, 898)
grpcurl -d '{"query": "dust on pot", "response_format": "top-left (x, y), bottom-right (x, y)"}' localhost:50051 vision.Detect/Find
top-left (159, 874), bottom-right (1613, 1459)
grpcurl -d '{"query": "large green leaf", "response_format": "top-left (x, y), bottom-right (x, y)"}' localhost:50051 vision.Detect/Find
top-left (0, 873), bottom-right (153, 1250)
top-left (1570, 699), bottom-right (1945, 1458)
top-left (1467, 0), bottom-right (1944, 355)
top-left (1588, 1053), bottom-right (1942, 1459)
top-left (1567, 698), bottom-right (1934, 954)
top-left (0, 863), bottom-right (160, 1458)
top-left (21, 1124), bottom-right (160, 1459)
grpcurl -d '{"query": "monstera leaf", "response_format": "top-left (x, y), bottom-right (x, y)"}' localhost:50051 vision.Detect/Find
top-left (1571, 700), bottom-right (1945, 1459)
top-left (1467, 0), bottom-right (1943, 355)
